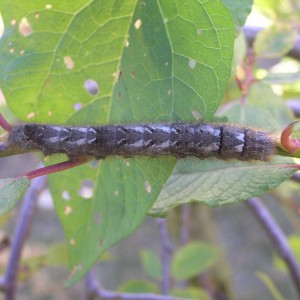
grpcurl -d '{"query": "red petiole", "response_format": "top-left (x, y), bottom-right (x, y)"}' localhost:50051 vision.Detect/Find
top-left (0, 113), bottom-right (13, 131)
top-left (281, 121), bottom-right (300, 155)
top-left (24, 157), bottom-right (91, 180)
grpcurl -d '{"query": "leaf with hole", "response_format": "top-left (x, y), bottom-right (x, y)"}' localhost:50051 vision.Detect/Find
top-left (0, 0), bottom-right (235, 285)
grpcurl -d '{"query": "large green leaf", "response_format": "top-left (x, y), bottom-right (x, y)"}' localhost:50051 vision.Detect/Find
top-left (151, 156), bottom-right (296, 214)
top-left (0, 0), bottom-right (234, 284)
top-left (0, 1), bottom-right (136, 121)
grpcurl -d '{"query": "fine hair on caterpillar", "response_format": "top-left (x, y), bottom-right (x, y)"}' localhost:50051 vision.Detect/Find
top-left (6, 121), bottom-right (275, 161)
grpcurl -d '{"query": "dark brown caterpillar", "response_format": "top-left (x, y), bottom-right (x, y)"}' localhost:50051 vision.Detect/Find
top-left (7, 123), bottom-right (275, 161)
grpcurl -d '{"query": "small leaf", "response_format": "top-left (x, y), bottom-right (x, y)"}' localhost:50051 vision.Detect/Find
top-left (254, 24), bottom-right (297, 58)
top-left (256, 272), bottom-right (285, 300)
top-left (171, 242), bottom-right (218, 280)
top-left (0, 177), bottom-right (29, 215)
top-left (140, 250), bottom-right (162, 280)
top-left (222, 0), bottom-right (253, 28)
top-left (118, 279), bottom-right (159, 294)
top-left (170, 287), bottom-right (209, 300)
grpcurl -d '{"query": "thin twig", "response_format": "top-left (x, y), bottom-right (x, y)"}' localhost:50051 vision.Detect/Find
top-left (0, 236), bottom-right (10, 253)
top-left (157, 218), bottom-right (172, 295)
top-left (0, 277), bottom-right (5, 292)
top-left (180, 205), bottom-right (190, 246)
top-left (2, 176), bottom-right (46, 300)
top-left (85, 270), bottom-right (186, 300)
top-left (246, 197), bottom-right (300, 296)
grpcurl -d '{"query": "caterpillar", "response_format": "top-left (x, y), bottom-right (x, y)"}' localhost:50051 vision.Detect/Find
top-left (6, 122), bottom-right (275, 161)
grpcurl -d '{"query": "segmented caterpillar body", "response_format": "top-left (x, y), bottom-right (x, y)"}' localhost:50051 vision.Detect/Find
top-left (7, 122), bottom-right (275, 161)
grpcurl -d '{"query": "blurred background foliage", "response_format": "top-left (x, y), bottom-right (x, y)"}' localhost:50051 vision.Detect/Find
top-left (0, 0), bottom-right (300, 299)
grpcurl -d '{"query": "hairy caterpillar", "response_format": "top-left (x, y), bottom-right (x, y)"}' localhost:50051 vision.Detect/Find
top-left (7, 122), bottom-right (275, 161)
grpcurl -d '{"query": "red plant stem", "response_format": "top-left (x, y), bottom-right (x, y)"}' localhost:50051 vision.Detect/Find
top-left (0, 114), bottom-right (13, 132)
top-left (246, 197), bottom-right (300, 296)
top-left (3, 176), bottom-right (46, 300)
top-left (236, 50), bottom-right (257, 109)
top-left (24, 157), bottom-right (90, 180)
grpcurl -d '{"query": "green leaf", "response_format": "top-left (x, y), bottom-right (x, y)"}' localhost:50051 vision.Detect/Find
top-left (0, 0), bottom-right (234, 285)
top-left (256, 272), bottom-right (285, 300)
top-left (151, 156), bottom-right (296, 214)
top-left (170, 287), bottom-right (209, 300)
top-left (140, 250), bottom-right (162, 280)
top-left (254, 24), bottom-right (298, 58)
top-left (171, 242), bottom-right (218, 280)
top-left (222, 0), bottom-right (253, 28)
top-left (0, 1), bottom-right (136, 122)
top-left (54, 1), bottom-right (233, 285)
top-left (0, 177), bottom-right (29, 215)
top-left (118, 279), bottom-right (159, 294)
